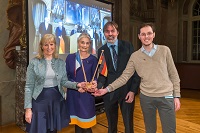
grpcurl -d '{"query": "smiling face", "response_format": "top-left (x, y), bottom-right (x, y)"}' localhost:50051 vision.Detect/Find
top-left (103, 23), bottom-right (119, 44)
top-left (138, 26), bottom-right (155, 47)
top-left (42, 41), bottom-right (56, 57)
top-left (78, 37), bottom-right (91, 53)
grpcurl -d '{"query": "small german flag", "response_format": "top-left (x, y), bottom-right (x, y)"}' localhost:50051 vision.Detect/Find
top-left (98, 53), bottom-right (108, 77)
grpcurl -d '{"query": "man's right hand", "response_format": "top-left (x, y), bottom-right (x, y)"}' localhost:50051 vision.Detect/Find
top-left (92, 88), bottom-right (108, 97)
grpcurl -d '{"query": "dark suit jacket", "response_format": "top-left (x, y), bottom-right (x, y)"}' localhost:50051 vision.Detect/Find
top-left (39, 22), bottom-right (52, 37)
top-left (97, 40), bottom-right (140, 99)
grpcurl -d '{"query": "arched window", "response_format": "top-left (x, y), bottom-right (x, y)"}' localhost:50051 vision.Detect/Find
top-left (192, 0), bottom-right (200, 60)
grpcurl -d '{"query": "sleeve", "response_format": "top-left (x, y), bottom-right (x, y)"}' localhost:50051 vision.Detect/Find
top-left (108, 53), bottom-right (136, 92)
top-left (24, 60), bottom-right (36, 109)
top-left (61, 60), bottom-right (78, 90)
top-left (166, 47), bottom-right (181, 97)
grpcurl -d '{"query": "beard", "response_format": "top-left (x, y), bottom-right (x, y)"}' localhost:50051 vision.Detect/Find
top-left (106, 36), bottom-right (117, 44)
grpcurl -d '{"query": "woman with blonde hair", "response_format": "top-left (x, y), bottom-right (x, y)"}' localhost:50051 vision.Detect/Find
top-left (24, 34), bottom-right (87, 133)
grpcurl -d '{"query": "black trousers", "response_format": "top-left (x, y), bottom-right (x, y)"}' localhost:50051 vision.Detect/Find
top-left (75, 125), bottom-right (92, 133)
top-left (103, 93), bottom-right (135, 133)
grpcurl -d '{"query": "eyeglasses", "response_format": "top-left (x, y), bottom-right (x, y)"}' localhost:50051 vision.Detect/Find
top-left (139, 32), bottom-right (154, 37)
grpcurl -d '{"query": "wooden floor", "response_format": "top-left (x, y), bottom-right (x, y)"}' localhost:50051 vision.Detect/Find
top-left (1, 88), bottom-right (200, 133)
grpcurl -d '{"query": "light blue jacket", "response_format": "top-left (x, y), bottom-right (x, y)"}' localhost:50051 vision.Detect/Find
top-left (24, 57), bottom-right (78, 108)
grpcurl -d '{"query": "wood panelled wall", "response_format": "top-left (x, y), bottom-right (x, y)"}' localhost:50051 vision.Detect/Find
top-left (176, 63), bottom-right (200, 90)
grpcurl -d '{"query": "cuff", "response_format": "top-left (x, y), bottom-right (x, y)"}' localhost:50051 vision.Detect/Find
top-left (75, 82), bottom-right (79, 90)
top-left (106, 87), bottom-right (111, 92)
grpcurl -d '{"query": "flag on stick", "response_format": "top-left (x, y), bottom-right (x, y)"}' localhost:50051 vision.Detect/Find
top-left (75, 52), bottom-right (81, 77)
top-left (98, 52), bottom-right (108, 77)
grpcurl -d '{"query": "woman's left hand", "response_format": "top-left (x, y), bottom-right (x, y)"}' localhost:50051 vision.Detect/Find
top-left (78, 88), bottom-right (86, 93)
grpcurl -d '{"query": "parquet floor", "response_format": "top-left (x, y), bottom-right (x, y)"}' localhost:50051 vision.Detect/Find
top-left (0, 88), bottom-right (200, 133)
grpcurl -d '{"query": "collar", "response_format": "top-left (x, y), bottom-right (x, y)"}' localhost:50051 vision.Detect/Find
top-left (141, 43), bottom-right (157, 52)
top-left (107, 39), bottom-right (119, 48)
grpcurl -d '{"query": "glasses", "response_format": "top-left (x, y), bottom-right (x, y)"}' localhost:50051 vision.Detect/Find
top-left (139, 32), bottom-right (154, 37)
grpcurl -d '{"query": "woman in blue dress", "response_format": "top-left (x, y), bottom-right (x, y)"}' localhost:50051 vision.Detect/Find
top-left (65, 33), bottom-right (98, 133)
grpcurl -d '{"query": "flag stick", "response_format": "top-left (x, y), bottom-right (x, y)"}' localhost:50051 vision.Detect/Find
top-left (91, 50), bottom-right (104, 82)
top-left (78, 49), bottom-right (87, 82)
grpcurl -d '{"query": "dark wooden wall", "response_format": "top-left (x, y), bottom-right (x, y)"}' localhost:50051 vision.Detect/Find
top-left (176, 63), bottom-right (200, 90)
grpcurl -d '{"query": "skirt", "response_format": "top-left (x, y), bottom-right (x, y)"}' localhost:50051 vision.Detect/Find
top-left (26, 86), bottom-right (70, 133)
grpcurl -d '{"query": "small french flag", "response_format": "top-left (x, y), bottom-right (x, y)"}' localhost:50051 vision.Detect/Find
top-left (75, 52), bottom-right (81, 76)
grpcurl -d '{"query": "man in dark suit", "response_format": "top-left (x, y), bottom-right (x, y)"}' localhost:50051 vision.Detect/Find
top-left (39, 17), bottom-right (52, 37)
top-left (97, 21), bottom-right (140, 133)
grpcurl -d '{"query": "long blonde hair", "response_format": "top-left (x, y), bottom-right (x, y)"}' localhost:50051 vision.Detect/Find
top-left (36, 34), bottom-right (58, 59)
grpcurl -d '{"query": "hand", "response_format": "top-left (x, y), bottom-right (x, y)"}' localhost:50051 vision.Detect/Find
top-left (125, 91), bottom-right (135, 103)
top-left (77, 82), bottom-right (86, 88)
top-left (91, 80), bottom-right (97, 89)
top-left (174, 98), bottom-right (181, 111)
top-left (25, 108), bottom-right (32, 123)
top-left (92, 88), bottom-right (108, 97)
top-left (77, 82), bottom-right (87, 92)
top-left (87, 87), bottom-right (98, 93)
top-left (78, 88), bottom-right (86, 93)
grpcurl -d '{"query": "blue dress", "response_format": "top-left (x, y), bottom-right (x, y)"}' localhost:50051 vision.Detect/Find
top-left (65, 53), bottom-right (98, 128)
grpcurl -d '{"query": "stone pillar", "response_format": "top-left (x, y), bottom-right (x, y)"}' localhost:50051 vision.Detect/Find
top-left (15, 50), bottom-right (27, 130)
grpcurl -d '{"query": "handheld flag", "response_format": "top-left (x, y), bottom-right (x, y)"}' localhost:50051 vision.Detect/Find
top-left (75, 52), bottom-right (81, 76)
top-left (98, 52), bottom-right (108, 77)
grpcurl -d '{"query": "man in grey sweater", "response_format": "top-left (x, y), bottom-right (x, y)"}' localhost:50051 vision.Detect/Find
top-left (93, 23), bottom-right (181, 133)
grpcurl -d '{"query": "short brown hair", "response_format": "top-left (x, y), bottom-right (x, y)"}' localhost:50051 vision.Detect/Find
top-left (138, 22), bottom-right (155, 34)
top-left (103, 21), bottom-right (119, 33)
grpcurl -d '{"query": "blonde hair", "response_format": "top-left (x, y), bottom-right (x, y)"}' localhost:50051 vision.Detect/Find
top-left (36, 34), bottom-right (58, 59)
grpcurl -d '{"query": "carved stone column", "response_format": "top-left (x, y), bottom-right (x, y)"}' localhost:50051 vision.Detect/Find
top-left (15, 49), bottom-right (27, 131)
